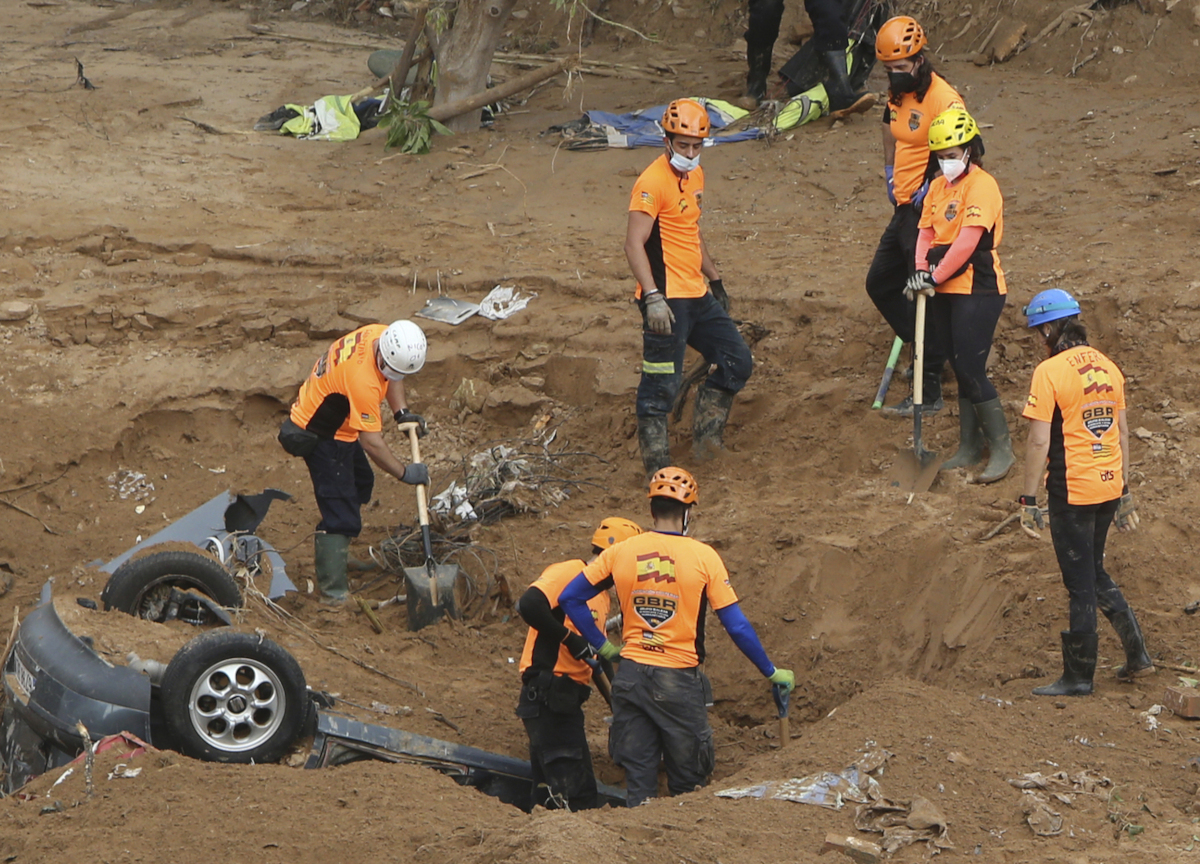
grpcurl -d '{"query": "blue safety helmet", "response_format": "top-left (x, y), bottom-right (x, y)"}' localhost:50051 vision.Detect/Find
top-left (1024, 289), bottom-right (1081, 328)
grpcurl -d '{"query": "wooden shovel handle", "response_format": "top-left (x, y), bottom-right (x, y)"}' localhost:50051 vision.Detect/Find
top-left (913, 292), bottom-right (927, 408)
top-left (399, 422), bottom-right (430, 529)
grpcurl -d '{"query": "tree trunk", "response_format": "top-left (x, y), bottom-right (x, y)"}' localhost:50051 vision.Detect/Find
top-left (430, 0), bottom-right (517, 133)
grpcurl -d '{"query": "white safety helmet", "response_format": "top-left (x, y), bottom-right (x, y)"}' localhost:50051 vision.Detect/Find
top-left (377, 320), bottom-right (427, 377)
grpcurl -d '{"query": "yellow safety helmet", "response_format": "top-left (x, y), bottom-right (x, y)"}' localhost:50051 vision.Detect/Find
top-left (592, 517), bottom-right (643, 549)
top-left (928, 108), bottom-right (979, 152)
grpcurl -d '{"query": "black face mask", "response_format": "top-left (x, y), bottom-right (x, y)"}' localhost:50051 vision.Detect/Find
top-left (888, 70), bottom-right (919, 93)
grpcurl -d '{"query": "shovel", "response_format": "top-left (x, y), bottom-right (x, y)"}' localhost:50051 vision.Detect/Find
top-left (772, 684), bottom-right (790, 749)
top-left (399, 423), bottom-right (460, 630)
top-left (892, 292), bottom-right (940, 493)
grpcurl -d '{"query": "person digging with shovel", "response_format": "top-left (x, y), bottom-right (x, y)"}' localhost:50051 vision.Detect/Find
top-left (907, 107), bottom-right (1013, 484)
top-left (625, 99), bottom-right (753, 477)
top-left (279, 320), bottom-right (429, 604)
top-left (1019, 289), bottom-right (1153, 697)
top-left (868, 16), bottom-right (963, 417)
top-left (559, 467), bottom-right (794, 807)
top-left (514, 516), bottom-right (643, 811)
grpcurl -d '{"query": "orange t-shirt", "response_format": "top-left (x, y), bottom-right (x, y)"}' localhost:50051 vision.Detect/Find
top-left (290, 324), bottom-right (388, 443)
top-left (919, 167), bottom-right (1006, 296)
top-left (629, 154), bottom-right (707, 299)
top-left (1023, 345), bottom-right (1127, 505)
top-left (886, 74), bottom-right (965, 205)
top-left (581, 531), bottom-right (738, 669)
top-left (519, 559), bottom-right (611, 687)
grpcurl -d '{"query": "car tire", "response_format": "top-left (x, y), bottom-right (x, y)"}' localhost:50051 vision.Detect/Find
top-left (160, 630), bottom-right (308, 764)
top-left (101, 549), bottom-right (243, 620)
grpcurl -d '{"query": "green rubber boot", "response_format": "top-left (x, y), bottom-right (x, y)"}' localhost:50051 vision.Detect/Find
top-left (637, 415), bottom-right (671, 478)
top-left (940, 398), bottom-right (984, 471)
top-left (973, 398), bottom-right (1015, 484)
top-left (693, 384), bottom-right (735, 462)
top-left (314, 533), bottom-right (351, 602)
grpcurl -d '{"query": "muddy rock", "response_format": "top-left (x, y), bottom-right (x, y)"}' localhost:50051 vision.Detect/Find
top-left (449, 378), bottom-right (489, 414)
top-left (483, 383), bottom-right (548, 426)
top-left (0, 301), bottom-right (34, 322)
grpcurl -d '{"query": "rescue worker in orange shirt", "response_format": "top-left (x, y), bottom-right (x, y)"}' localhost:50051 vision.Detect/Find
top-left (558, 468), bottom-right (794, 807)
top-left (280, 321), bottom-right (429, 602)
top-left (868, 16), bottom-right (961, 416)
top-left (906, 108), bottom-right (1014, 484)
top-left (1018, 289), bottom-right (1152, 696)
top-left (625, 99), bottom-right (753, 476)
top-left (514, 517), bottom-right (643, 810)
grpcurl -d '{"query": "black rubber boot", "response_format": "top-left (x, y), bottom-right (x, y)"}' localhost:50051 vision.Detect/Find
top-left (1032, 631), bottom-right (1098, 697)
top-left (820, 50), bottom-right (858, 112)
top-left (637, 415), bottom-right (671, 478)
top-left (745, 43), bottom-right (774, 103)
top-left (940, 398), bottom-right (984, 471)
top-left (314, 533), bottom-right (351, 603)
top-left (1105, 607), bottom-right (1155, 681)
top-left (973, 397), bottom-right (1015, 484)
top-left (693, 384), bottom-right (735, 461)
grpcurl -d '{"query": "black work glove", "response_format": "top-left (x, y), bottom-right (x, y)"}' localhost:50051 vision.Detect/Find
top-left (394, 409), bottom-right (427, 438)
top-left (562, 631), bottom-right (594, 661)
top-left (904, 270), bottom-right (937, 301)
top-left (401, 462), bottom-right (429, 486)
top-left (709, 278), bottom-right (730, 312)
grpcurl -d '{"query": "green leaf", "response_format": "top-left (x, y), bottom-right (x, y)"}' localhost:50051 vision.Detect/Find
top-left (1127, 825), bottom-right (1145, 837)
top-left (430, 119), bottom-right (452, 136)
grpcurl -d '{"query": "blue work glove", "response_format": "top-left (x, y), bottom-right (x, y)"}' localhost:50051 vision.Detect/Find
top-left (768, 667), bottom-right (795, 693)
top-left (885, 165), bottom-right (896, 206)
top-left (401, 463), bottom-right (429, 486)
top-left (393, 409), bottom-right (427, 438)
top-left (911, 178), bottom-right (930, 209)
top-left (598, 639), bottom-right (623, 661)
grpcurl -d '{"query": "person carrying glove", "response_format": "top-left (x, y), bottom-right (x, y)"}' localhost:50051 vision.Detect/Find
top-left (560, 468), bottom-right (794, 807)
top-left (625, 99), bottom-right (753, 476)
top-left (1020, 288), bottom-right (1154, 698)
top-left (868, 16), bottom-right (964, 418)
top-left (515, 517), bottom-right (643, 811)
top-left (283, 320), bottom-right (429, 603)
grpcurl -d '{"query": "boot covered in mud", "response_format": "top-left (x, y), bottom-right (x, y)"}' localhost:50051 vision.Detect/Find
top-left (314, 532), bottom-right (351, 602)
top-left (744, 42), bottom-right (774, 103)
top-left (637, 415), bottom-right (671, 478)
top-left (820, 50), bottom-right (861, 113)
top-left (693, 384), bottom-right (735, 462)
top-left (1105, 607), bottom-right (1155, 681)
top-left (1033, 631), bottom-right (1097, 697)
top-left (940, 398), bottom-right (984, 471)
top-left (973, 397), bottom-right (1015, 484)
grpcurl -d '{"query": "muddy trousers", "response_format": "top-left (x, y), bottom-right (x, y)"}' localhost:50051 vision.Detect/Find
top-left (515, 676), bottom-right (598, 810)
top-left (636, 292), bottom-right (753, 419)
top-left (865, 202), bottom-right (946, 389)
top-left (609, 660), bottom-right (715, 808)
top-left (746, 0), bottom-right (848, 53)
top-left (926, 292), bottom-right (1005, 404)
top-left (1048, 495), bottom-right (1129, 633)
top-left (303, 438), bottom-right (375, 537)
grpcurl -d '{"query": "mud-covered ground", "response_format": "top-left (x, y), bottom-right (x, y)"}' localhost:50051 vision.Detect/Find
top-left (2, 0), bottom-right (1200, 860)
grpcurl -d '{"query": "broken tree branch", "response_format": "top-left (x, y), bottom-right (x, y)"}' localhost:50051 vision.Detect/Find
top-left (428, 56), bottom-right (575, 123)
top-left (0, 497), bottom-right (59, 535)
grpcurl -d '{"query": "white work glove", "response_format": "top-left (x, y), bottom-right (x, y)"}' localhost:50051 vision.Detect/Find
top-left (904, 270), bottom-right (937, 301)
top-left (644, 292), bottom-right (675, 335)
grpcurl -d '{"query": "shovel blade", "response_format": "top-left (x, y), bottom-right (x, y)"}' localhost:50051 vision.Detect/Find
top-left (404, 564), bottom-right (460, 630)
top-left (891, 449), bottom-right (941, 494)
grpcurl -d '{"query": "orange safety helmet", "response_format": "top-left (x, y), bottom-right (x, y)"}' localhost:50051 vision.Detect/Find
top-left (875, 16), bottom-right (927, 61)
top-left (661, 99), bottom-right (710, 139)
top-left (592, 517), bottom-right (643, 549)
top-left (647, 467), bottom-right (699, 505)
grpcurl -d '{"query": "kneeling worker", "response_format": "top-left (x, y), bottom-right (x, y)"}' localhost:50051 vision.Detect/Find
top-left (515, 516), bottom-right (643, 810)
top-left (280, 320), bottom-right (430, 602)
top-left (559, 468), bottom-right (794, 807)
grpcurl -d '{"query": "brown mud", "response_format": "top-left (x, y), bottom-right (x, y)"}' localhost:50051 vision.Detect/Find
top-left (2, 0), bottom-right (1200, 861)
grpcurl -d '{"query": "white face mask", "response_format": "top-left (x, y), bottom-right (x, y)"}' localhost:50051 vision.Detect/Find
top-left (669, 147), bottom-right (700, 174)
top-left (377, 351), bottom-right (406, 381)
top-left (939, 156), bottom-right (968, 183)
